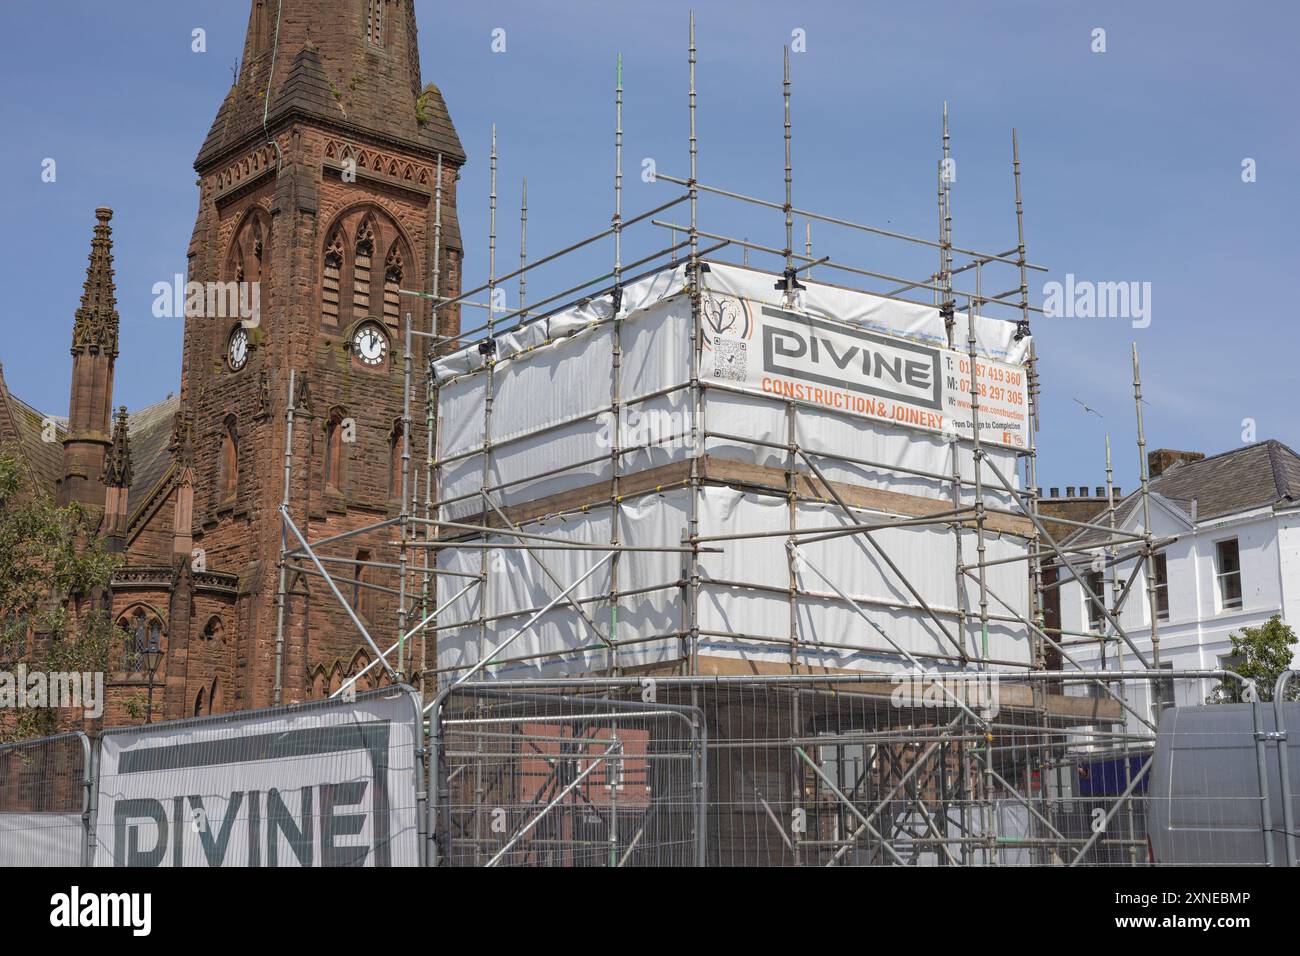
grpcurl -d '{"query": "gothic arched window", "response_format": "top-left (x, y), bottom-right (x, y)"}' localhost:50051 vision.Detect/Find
top-left (320, 207), bottom-right (413, 329)
top-left (118, 609), bottom-right (163, 675)
top-left (353, 549), bottom-right (374, 621)
top-left (322, 231), bottom-right (344, 327)
top-left (252, 0), bottom-right (272, 53)
top-left (223, 209), bottom-right (268, 331)
top-left (366, 0), bottom-right (385, 46)
top-left (353, 217), bottom-right (375, 317)
top-left (219, 415), bottom-right (238, 502)
top-left (251, 220), bottom-right (264, 272)
top-left (324, 407), bottom-right (347, 494)
top-left (383, 243), bottom-right (403, 328)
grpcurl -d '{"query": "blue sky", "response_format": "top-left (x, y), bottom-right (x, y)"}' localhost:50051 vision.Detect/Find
top-left (0, 0), bottom-right (1296, 492)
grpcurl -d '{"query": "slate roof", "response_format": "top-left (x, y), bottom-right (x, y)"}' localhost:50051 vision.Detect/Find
top-left (125, 395), bottom-right (180, 520)
top-left (0, 366), bottom-right (179, 519)
top-left (0, 380), bottom-right (66, 495)
top-left (1065, 441), bottom-right (1300, 546)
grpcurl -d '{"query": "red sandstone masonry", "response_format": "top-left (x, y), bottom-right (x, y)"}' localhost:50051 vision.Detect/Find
top-left (98, 0), bottom-right (466, 723)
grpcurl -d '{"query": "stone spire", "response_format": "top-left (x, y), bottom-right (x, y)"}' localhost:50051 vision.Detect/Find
top-left (71, 208), bottom-right (120, 358)
top-left (60, 208), bottom-right (120, 508)
top-left (195, 0), bottom-right (464, 174)
top-left (102, 406), bottom-right (133, 489)
top-left (168, 407), bottom-right (196, 469)
top-left (102, 406), bottom-right (132, 552)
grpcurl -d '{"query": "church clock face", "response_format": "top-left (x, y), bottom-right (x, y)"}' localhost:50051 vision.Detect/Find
top-left (353, 322), bottom-right (388, 367)
top-left (227, 326), bottom-right (249, 371)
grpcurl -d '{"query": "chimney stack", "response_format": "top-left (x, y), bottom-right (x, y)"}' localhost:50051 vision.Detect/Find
top-left (1148, 449), bottom-right (1204, 478)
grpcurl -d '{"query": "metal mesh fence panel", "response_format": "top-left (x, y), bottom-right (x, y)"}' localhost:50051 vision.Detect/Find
top-left (432, 686), bottom-right (706, 867)
top-left (0, 732), bottom-right (91, 866)
top-left (3, 673), bottom-right (1288, 866)
top-left (429, 674), bottom-right (1296, 866)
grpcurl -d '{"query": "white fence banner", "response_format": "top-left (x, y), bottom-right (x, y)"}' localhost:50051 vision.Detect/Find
top-left (93, 688), bottom-right (422, 868)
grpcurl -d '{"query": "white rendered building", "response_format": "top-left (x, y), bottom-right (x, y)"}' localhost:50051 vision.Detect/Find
top-left (1056, 441), bottom-right (1300, 728)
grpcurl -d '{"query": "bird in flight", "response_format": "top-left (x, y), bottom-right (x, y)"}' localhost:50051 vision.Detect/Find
top-left (1073, 397), bottom-right (1103, 418)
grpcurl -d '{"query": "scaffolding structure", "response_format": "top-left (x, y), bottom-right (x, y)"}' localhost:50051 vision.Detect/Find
top-left (269, 15), bottom-right (1259, 866)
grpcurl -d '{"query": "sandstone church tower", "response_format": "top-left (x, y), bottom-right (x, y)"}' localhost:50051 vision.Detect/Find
top-left (0, 0), bottom-right (467, 725)
top-left (175, 0), bottom-right (466, 713)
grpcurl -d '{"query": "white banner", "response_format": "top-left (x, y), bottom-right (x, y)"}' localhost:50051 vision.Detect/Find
top-left (702, 293), bottom-right (1029, 449)
top-left (93, 690), bottom-right (421, 867)
top-left (0, 813), bottom-right (85, 866)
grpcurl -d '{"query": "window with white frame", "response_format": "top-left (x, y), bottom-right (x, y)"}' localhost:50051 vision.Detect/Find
top-left (1215, 538), bottom-right (1242, 610)
top-left (1153, 553), bottom-right (1169, 621)
top-left (1085, 571), bottom-right (1106, 631)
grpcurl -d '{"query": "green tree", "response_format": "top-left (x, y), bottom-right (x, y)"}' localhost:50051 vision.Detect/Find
top-left (0, 450), bottom-right (124, 741)
top-left (1207, 615), bottom-right (1299, 704)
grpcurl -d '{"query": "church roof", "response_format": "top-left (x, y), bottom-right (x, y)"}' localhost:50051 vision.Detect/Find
top-left (0, 372), bottom-right (66, 496)
top-left (126, 395), bottom-right (181, 520)
top-left (0, 364), bottom-right (179, 519)
top-left (195, 4), bottom-right (465, 173)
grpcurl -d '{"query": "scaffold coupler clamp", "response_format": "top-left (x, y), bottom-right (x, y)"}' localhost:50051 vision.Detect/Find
top-left (775, 266), bottom-right (805, 294)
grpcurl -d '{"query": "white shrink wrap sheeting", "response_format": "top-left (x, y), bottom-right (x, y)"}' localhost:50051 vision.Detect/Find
top-left (429, 261), bottom-right (1034, 680)
top-left (431, 262), bottom-right (1027, 520)
top-left (436, 486), bottom-right (1031, 683)
top-left (436, 490), bottom-right (688, 680)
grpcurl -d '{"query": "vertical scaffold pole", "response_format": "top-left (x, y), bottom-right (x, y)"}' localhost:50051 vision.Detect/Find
top-left (1104, 432), bottom-right (1138, 862)
top-left (782, 44), bottom-right (794, 304)
top-left (477, 125), bottom-right (499, 677)
top-left (685, 11), bottom-right (702, 678)
top-left (941, 102), bottom-right (954, 346)
top-left (968, 266), bottom-right (996, 863)
top-left (273, 368), bottom-right (297, 706)
top-left (935, 159), bottom-right (945, 308)
top-left (968, 270), bottom-right (990, 665)
top-left (1012, 129), bottom-right (1043, 666)
top-left (610, 53), bottom-right (625, 675)
top-left (519, 177), bottom-right (528, 317)
top-left (422, 153), bottom-right (443, 677)
top-left (1133, 344), bottom-right (1161, 676)
top-left (786, 399), bottom-right (797, 673)
top-left (1105, 435), bottom-right (1125, 683)
top-left (467, 127), bottom-right (500, 864)
top-left (398, 313), bottom-right (413, 675)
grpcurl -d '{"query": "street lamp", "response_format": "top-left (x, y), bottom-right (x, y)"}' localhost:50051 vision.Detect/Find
top-left (143, 629), bottom-right (164, 724)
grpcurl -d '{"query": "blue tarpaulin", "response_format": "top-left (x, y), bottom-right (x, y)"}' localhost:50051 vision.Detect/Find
top-left (1075, 753), bottom-right (1152, 796)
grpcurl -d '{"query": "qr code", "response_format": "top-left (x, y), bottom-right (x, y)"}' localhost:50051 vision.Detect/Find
top-left (711, 338), bottom-right (747, 381)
